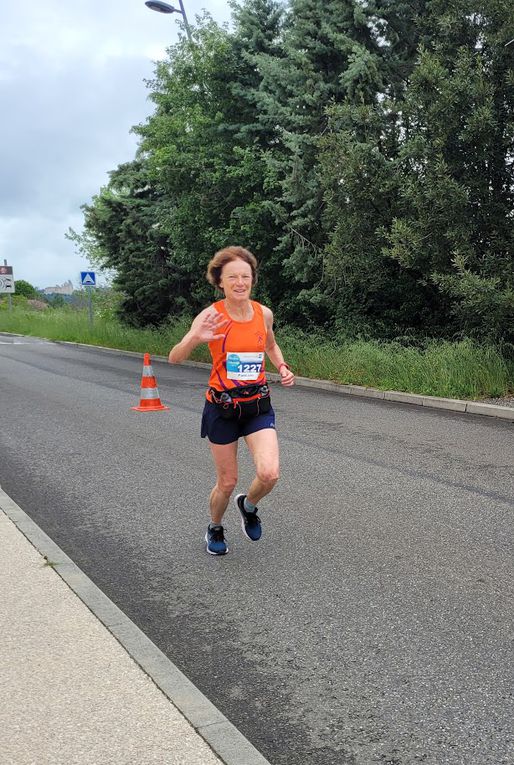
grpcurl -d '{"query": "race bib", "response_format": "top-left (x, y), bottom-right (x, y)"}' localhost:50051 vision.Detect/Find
top-left (226, 352), bottom-right (264, 381)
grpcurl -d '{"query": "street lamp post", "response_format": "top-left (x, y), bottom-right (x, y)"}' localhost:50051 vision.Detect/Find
top-left (145, 1), bottom-right (193, 43)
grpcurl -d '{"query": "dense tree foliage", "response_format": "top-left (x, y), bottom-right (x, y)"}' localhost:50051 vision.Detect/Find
top-left (321, 0), bottom-right (514, 340)
top-left (77, 0), bottom-right (514, 343)
top-left (13, 279), bottom-right (38, 298)
top-left (77, 160), bottom-right (179, 326)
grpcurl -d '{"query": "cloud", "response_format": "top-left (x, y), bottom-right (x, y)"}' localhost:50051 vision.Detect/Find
top-left (0, 212), bottom-right (90, 290)
top-left (0, 0), bottom-right (231, 289)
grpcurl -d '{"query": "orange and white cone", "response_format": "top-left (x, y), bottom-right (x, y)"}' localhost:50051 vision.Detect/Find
top-left (131, 353), bottom-right (170, 412)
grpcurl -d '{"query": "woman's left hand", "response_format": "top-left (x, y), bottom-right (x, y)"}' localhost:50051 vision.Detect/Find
top-left (280, 367), bottom-right (295, 387)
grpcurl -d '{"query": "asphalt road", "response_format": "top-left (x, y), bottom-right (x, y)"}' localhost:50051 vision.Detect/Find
top-left (1, 335), bottom-right (513, 765)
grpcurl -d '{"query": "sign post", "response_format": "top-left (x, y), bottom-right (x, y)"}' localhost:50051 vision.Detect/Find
top-left (0, 261), bottom-right (15, 311)
top-left (80, 271), bottom-right (96, 327)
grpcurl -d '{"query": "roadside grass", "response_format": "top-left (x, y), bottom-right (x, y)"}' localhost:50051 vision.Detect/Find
top-left (0, 306), bottom-right (195, 359)
top-left (278, 332), bottom-right (513, 400)
top-left (1, 306), bottom-right (512, 400)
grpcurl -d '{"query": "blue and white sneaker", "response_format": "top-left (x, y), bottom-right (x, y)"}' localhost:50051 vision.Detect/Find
top-left (205, 525), bottom-right (228, 555)
top-left (235, 494), bottom-right (262, 541)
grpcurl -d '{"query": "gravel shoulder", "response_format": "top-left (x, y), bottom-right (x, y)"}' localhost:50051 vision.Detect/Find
top-left (480, 395), bottom-right (514, 408)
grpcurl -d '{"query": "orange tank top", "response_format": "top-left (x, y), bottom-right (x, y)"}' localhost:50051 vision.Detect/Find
top-left (207, 300), bottom-right (267, 397)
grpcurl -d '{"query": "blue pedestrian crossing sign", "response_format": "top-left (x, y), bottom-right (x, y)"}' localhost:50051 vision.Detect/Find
top-left (80, 271), bottom-right (96, 287)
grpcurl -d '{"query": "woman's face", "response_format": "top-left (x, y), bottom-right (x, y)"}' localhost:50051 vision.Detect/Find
top-left (219, 258), bottom-right (253, 301)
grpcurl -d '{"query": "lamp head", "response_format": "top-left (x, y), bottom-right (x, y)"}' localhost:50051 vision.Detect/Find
top-left (145, 1), bottom-right (179, 14)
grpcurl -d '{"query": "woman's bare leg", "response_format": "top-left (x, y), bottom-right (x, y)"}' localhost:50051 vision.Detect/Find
top-left (244, 428), bottom-right (280, 505)
top-left (208, 440), bottom-right (239, 524)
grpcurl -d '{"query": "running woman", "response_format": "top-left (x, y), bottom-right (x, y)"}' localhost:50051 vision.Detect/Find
top-left (168, 246), bottom-right (295, 555)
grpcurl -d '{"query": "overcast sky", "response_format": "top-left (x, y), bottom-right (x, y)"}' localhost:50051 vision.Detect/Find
top-left (0, 0), bottom-right (231, 290)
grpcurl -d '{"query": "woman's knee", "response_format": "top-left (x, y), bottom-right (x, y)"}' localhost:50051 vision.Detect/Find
top-left (217, 474), bottom-right (238, 496)
top-left (257, 466), bottom-right (280, 485)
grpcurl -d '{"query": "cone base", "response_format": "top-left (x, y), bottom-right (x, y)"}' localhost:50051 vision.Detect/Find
top-left (131, 404), bottom-right (170, 412)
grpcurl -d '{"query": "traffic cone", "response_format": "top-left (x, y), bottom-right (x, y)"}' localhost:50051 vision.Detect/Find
top-left (131, 353), bottom-right (170, 412)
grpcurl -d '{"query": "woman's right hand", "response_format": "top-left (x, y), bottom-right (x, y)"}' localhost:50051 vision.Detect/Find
top-left (191, 308), bottom-right (230, 344)
top-left (169, 307), bottom-right (229, 364)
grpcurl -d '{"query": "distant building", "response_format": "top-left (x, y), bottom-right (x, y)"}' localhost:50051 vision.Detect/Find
top-left (41, 280), bottom-right (74, 296)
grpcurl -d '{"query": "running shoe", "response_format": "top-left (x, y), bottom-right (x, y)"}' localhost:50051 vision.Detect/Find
top-left (235, 494), bottom-right (262, 541)
top-left (205, 525), bottom-right (228, 555)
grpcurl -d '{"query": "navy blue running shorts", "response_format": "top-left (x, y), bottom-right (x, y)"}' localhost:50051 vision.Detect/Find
top-left (201, 400), bottom-right (276, 445)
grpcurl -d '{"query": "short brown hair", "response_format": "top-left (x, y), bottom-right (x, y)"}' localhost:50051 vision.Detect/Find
top-left (206, 246), bottom-right (258, 288)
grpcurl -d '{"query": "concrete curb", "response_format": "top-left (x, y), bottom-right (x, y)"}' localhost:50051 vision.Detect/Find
top-left (0, 486), bottom-right (272, 765)
top-left (284, 376), bottom-right (513, 420)
top-left (2, 332), bottom-right (513, 422)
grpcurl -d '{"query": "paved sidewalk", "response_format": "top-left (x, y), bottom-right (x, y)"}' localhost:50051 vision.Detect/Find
top-left (0, 509), bottom-right (222, 765)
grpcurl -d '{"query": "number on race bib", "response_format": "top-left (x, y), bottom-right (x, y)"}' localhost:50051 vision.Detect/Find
top-left (226, 353), bottom-right (264, 381)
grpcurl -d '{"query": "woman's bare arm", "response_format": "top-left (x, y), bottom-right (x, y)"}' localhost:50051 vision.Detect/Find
top-left (168, 307), bottom-right (229, 364)
top-left (263, 306), bottom-right (295, 386)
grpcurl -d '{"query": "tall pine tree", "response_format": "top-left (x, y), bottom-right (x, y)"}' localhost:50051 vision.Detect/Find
top-left (79, 159), bottom-right (184, 326)
top-left (320, 0), bottom-right (513, 341)
top-left (254, 0), bottom-right (384, 326)
top-left (385, 0), bottom-right (514, 341)
top-left (319, 1), bottom-right (432, 336)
